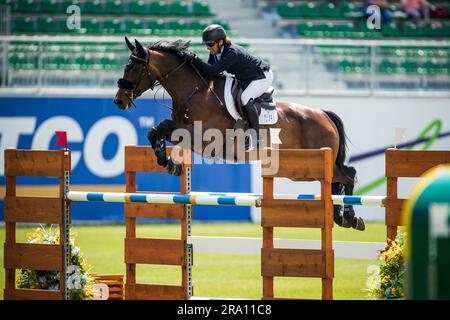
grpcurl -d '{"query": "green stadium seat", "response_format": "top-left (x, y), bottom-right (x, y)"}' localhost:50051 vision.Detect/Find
top-left (15, 0), bottom-right (40, 13)
top-left (339, 3), bottom-right (356, 18)
top-left (190, 19), bottom-right (208, 31)
top-left (12, 17), bottom-right (34, 33)
top-left (125, 18), bottom-right (143, 33)
top-left (427, 23), bottom-right (444, 38)
top-left (43, 55), bottom-right (59, 70)
top-left (40, 0), bottom-right (62, 14)
top-left (297, 22), bottom-right (314, 36)
top-left (278, 2), bottom-right (299, 18)
top-left (103, 19), bottom-right (122, 34)
top-left (383, 23), bottom-right (400, 37)
top-left (147, 19), bottom-right (166, 34)
top-left (212, 19), bottom-right (229, 30)
top-left (150, 1), bottom-right (170, 16)
top-left (168, 19), bottom-right (193, 36)
top-left (339, 59), bottom-right (356, 73)
top-left (403, 22), bottom-right (418, 37)
top-left (340, 22), bottom-right (355, 37)
top-left (319, 3), bottom-right (339, 18)
top-left (37, 17), bottom-right (60, 34)
top-left (193, 1), bottom-right (213, 17)
top-left (106, 0), bottom-right (124, 15)
top-left (83, 19), bottom-right (102, 34)
top-left (401, 60), bottom-right (419, 73)
top-left (83, 0), bottom-right (103, 14)
top-left (298, 2), bottom-right (318, 18)
top-left (378, 59), bottom-right (397, 74)
top-left (171, 1), bottom-right (190, 16)
top-left (10, 52), bottom-right (38, 70)
top-left (128, 0), bottom-right (149, 15)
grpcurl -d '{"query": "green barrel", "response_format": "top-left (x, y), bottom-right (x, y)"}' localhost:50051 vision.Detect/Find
top-left (403, 165), bottom-right (450, 300)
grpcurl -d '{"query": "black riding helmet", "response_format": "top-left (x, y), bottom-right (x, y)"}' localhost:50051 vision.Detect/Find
top-left (202, 24), bottom-right (227, 44)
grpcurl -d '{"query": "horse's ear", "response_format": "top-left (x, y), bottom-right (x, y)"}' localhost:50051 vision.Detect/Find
top-left (125, 36), bottom-right (135, 52)
top-left (134, 39), bottom-right (147, 59)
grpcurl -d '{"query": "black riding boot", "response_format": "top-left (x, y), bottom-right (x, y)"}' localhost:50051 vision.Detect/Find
top-left (244, 99), bottom-right (260, 151)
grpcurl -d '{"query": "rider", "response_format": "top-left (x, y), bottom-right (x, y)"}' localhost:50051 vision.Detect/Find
top-left (191, 24), bottom-right (273, 150)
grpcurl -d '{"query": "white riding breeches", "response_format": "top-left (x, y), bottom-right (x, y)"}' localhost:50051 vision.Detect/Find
top-left (240, 69), bottom-right (274, 106)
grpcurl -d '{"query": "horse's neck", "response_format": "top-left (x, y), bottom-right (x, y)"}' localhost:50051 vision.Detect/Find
top-left (158, 58), bottom-right (195, 105)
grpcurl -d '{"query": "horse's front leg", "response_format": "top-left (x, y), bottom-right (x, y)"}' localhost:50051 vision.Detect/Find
top-left (147, 119), bottom-right (183, 176)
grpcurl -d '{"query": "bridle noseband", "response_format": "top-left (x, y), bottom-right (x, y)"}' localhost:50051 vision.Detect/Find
top-left (117, 50), bottom-right (154, 108)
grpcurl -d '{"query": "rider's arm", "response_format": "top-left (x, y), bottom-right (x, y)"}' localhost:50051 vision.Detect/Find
top-left (207, 54), bottom-right (215, 65)
top-left (193, 51), bottom-right (237, 76)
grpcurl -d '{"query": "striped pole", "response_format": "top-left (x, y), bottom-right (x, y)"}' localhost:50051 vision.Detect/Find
top-left (191, 192), bottom-right (386, 207)
top-left (67, 191), bottom-right (386, 207)
top-left (67, 191), bottom-right (262, 207)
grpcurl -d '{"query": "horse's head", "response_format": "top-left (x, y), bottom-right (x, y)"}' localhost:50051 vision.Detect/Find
top-left (114, 37), bottom-right (158, 110)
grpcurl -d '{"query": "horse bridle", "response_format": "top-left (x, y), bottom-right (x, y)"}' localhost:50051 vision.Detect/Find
top-left (118, 48), bottom-right (190, 108)
top-left (118, 48), bottom-right (223, 109)
top-left (117, 50), bottom-right (154, 108)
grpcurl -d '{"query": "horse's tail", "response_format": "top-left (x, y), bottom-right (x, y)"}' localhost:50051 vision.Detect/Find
top-left (323, 110), bottom-right (355, 181)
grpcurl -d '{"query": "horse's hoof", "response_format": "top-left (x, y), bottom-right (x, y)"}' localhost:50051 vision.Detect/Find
top-left (165, 157), bottom-right (184, 176)
top-left (340, 217), bottom-right (352, 228)
top-left (353, 217), bottom-right (365, 231)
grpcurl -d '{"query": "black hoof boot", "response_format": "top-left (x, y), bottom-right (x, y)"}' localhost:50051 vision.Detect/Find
top-left (165, 157), bottom-right (184, 176)
top-left (333, 206), bottom-right (350, 228)
top-left (342, 205), bottom-right (365, 231)
top-left (156, 149), bottom-right (168, 167)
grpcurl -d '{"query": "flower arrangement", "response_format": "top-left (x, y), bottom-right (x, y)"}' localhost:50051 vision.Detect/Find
top-left (366, 231), bottom-right (406, 299)
top-left (16, 226), bottom-right (95, 300)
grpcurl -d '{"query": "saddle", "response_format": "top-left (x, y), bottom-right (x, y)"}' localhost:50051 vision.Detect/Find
top-left (231, 77), bottom-right (276, 118)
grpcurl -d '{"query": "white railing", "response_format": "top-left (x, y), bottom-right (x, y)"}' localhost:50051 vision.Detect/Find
top-left (0, 35), bottom-right (449, 97)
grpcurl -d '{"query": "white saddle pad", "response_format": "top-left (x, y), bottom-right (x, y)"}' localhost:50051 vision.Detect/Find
top-left (224, 76), bottom-right (278, 125)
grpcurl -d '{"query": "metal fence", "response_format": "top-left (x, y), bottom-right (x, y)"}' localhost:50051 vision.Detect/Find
top-left (0, 35), bottom-right (449, 97)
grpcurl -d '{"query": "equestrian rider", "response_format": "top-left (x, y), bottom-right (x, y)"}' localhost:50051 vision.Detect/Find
top-left (191, 24), bottom-right (273, 150)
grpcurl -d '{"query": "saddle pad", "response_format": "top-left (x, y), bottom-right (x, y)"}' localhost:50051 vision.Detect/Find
top-left (224, 76), bottom-right (278, 125)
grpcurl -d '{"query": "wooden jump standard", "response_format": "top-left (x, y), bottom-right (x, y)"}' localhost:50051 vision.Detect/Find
top-left (261, 148), bottom-right (334, 300)
top-left (4, 149), bottom-right (71, 300)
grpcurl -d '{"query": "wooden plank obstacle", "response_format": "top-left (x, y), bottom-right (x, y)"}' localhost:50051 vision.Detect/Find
top-left (385, 148), bottom-right (450, 242)
top-left (3, 146), bottom-right (450, 300)
top-left (124, 146), bottom-right (192, 300)
top-left (261, 148), bottom-right (334, 300)
top-left (3, 149), bottom-right (71, 300)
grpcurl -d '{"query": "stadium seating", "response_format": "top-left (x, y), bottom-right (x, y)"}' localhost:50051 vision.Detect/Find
top-left (7, 0), bottom-right (220, 35)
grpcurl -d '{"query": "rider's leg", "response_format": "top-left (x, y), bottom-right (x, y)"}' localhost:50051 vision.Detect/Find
top-left (241, 70), bottom-right (274, 150)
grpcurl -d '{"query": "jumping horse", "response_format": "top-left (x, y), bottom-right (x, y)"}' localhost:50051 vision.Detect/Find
top-left (113, 38), bottom-right (365, 231)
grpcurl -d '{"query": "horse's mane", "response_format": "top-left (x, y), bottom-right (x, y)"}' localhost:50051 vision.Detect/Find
top-left (148, 39), bottom-right (223, 81)
top-left (148, 39), bottom-right (193, 59)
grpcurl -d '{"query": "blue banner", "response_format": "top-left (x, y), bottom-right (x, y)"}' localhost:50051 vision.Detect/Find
top-left (0, 96), bottom-right (251, 221)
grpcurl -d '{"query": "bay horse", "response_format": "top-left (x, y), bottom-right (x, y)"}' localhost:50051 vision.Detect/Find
top-left (113, 38), bottom-right (364, 231)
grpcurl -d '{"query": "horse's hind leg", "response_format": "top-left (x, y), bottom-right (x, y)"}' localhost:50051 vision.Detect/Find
top-left (341, 166), bottom-right (365, 231)
top-left (332, 182), bottom-right (349, 228)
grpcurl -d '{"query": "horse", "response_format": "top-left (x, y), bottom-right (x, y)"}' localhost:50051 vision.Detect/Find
top-left (113, 38), bottom-right (365, 231)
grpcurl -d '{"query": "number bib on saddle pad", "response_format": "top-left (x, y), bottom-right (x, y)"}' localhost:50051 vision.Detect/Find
top-left (224, 75), bottom-right (278, 125)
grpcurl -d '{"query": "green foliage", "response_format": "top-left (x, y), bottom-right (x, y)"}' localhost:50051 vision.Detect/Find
top-left (16, 226), bottom-right (94, 300)
top-left (366, 232), bottom-right (406, 299)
